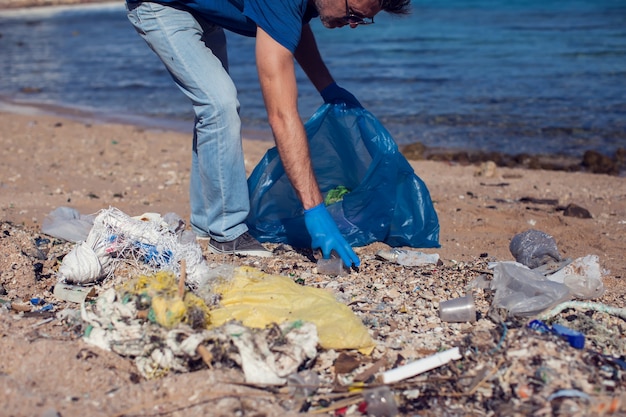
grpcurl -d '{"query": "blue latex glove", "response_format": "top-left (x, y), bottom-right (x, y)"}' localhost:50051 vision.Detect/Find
top-left (320, 82), bottom-right (362, 108)
top-left (304, 203), bottom-right (361, 268)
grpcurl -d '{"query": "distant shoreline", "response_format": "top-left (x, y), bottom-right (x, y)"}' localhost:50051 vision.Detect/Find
top-left (1, 95), bottom-right (623, 176)
top-left (0, 0), bottom-right (116, 9)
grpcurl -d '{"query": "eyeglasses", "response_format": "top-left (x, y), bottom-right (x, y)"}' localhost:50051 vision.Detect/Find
top-left (344, 0), bottom-right (374, 25)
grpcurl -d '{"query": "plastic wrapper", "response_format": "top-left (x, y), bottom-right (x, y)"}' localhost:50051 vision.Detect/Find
top-left (547, 255), bottom-right (605, 299)
top-left (41, 206), bottom-right (95, 243)
top-left (209, 266), bottom-right (375, 354)
top-left (491, 262), bottom-right (571, 317)
top-left (246, 103), bottom-right (440, 249)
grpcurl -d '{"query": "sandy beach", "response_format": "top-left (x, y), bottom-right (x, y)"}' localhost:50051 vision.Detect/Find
top-left (1, 2), bottom-right (625, 413)
top-left (2, 102), bottom-right (625, 275)
top-left (1, 98), bottom-right (625, 416)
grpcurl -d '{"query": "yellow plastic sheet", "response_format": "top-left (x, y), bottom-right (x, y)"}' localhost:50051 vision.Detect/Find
top-left (210, 266), bottom-right (375, 354)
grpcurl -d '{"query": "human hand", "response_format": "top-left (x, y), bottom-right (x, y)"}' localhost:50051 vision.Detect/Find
top-left (304, 203), bottom-right (361, 268)
top-left (320, 82), bottom-right (362, 108)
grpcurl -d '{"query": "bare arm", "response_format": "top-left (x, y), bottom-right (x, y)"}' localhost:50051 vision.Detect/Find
top-left (294, 23), bottom-right (334, 93)
top-left (256, 26), bottom-right (322, 210)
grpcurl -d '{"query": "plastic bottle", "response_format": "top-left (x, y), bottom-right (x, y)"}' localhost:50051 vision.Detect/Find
top-left (376, 249), bottom-right (439, 266)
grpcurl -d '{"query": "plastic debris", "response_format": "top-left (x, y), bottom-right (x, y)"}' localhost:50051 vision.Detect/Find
top-left (324, 185), bottom-right (350, 206)
top-left (41, 206), bottom-right (96, 243)
top-left (528, 319), bottom-right (585, 349)
top-left (120, 271), bottom-right (211, 329)
top-left (381, 347), bottom-right (461, 384)
top-left (490, 262), bottom-right (571, 316)
top-left (376, 249), bottom-right (439, 266)
top-left (80, 285), bottom-right (318, 383)
top-left (546, 254), bottom-right (605, 299)
top-left (287, 370), bottom-right (321, 398)
top-left (537, 300), bottom-right (626, 321)
top-left (209, 266), bottom-right (376, 354)
top-left (509, 229), bottom-right (562, 269)
top-left (548, 389), bottom-right (592, 402)
top-left (53, 282), bottom-right (97, 303)
top-left (362, 386), bottom-right (398, 417)
top-left (317, 257), bottom-right (349, 276)
top-left (439, 294), bottom-right (476, 323)
top-left (56, 207), bottom-right (211, 289)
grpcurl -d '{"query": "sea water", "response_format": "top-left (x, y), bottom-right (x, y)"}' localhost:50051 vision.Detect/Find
top-left (0, 0), bottom-right (624, 157)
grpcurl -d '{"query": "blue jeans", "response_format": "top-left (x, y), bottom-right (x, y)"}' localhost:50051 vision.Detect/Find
top-left (127, 1), bottom-right (249, 242)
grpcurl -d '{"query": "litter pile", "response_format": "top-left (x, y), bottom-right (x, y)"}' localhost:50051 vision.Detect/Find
top-left (0, 210), bottom-right (624, 416)
top-left (43, 207), bottom-right (375, 382)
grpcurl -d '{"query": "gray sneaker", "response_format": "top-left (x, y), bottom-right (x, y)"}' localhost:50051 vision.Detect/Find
top-left (207, 232), bottom-right (272, 257)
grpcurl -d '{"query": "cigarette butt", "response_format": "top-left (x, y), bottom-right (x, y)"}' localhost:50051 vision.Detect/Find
top-left (197, 344), bottom-right (213, 368)
top-left (11, 303), bottom-right (32, 312)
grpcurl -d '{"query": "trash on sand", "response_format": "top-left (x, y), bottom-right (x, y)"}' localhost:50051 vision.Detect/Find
top-left (287, 370), bottom-right (321, 398)
top-left (546, 254), bottom-right (605, 299)
top-left (229, 320), bottom-right (318, 385)
top-left (381, 347), bottom-right (461, 384)
top-left (489, 262), bottom-right (571, 317)
top-left (528, 319), bottom-right (585, 349)
top-left (537, 300), bottom-right (626, 321)
top-left (361, 386), bottom-right (398, 417)
top-left (41, 206), bottom-right (96, 243)
top-left (439, 294), bottom-right (477, 323)
top-left (547, 388), bottom-right (592, 402)
top-left (509, 229), bottom-right (561, 269)
top-left (55, 207), bottom-right (210, 289)
top-left (120, 271), bottom-right (212, 329)
top-left (317, 257), bottom-right (349, 276)
top-left (53, 282), bottom-right (97, 303)
top-left (488, 250), bottom-right (606, 316)
top-left (209, 266), bottom-right (375, 354)
top-left (376, 249), bottom-right (440, 266)
top-left (508, 230), bottom-right (605, 299)
top-left (77, 263), bottom-right (374, 382)
top-left (80, 284), bottom-right (318, 383)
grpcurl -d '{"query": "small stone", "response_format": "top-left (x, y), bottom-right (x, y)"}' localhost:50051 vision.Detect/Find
top-left (563, 203), bottom-right (592, 219)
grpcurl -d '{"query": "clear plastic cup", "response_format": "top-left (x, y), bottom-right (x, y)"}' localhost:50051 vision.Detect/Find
top-left (439, 294), bottom-right (476, 323)
top-left (316, 257), bottom-right (349, 276)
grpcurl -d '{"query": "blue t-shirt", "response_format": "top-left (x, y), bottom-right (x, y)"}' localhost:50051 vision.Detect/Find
top-left (148, 0), bottom-right (319, 53)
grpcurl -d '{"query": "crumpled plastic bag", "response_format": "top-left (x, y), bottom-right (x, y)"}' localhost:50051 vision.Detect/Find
top-left (209, 266), bottom-right (376, 354)
top-left (547, 255), bottom-right (605, 299)
top-left (246, 103), bottom-right (440, 249)
top-left (509, 229), bottom-right (562, 269)
top-left (490, 262), bottom-right (571, 317)
top-left (41, 206), bottom-right (96, 242)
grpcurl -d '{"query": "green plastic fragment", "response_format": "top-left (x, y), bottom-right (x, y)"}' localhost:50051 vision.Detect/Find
top-left (324, 185), bottom-right (350, 205)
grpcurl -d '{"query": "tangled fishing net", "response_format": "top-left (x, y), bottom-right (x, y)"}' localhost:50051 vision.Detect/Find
top-left (57, 207), bottom-right (211, 290)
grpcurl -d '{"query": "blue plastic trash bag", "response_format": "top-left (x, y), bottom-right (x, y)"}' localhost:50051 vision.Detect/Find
top-left (246, 103), bottom-right (440, 249)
